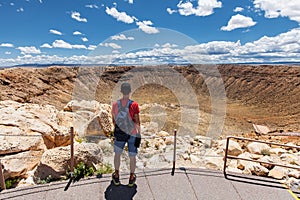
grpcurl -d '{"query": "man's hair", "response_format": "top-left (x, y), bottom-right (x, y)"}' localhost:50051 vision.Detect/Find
top-left (121, 82), bottom-right (131, 95)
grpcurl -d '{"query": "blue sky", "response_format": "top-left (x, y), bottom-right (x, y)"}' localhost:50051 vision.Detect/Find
top-left (0, 0), bottom-right (300, 66)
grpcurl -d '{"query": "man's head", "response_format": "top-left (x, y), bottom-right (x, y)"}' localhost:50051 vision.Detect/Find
top-left (121, 82), bottom-right (131, 95)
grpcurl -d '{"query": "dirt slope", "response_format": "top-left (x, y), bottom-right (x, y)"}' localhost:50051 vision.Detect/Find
top-left (0, 65), bottom-right (299, 135)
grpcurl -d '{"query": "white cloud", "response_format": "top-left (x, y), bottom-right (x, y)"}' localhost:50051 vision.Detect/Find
top-left (136, 21), bottom-right (159, 34)
top-left (50, 29), bottom-right (62, 35)
top-left (111, 34), bottom-right (134, 40)
top-left (105, 7), bottom-right (135, 24)
top-left (177, 0), bottom-right (222, 16)
top-left (88, 45), bottom-right (97, 51)
top-left (253, 0), bottom-right (300, 23)
top-left (128, 0), bottom-right (134, 4)
top-left (85, 4), bottom-right (99, 9)
top-left (5, 52), bottom-right (11, 55)
top-left (40, 43), bottom-right (52, 48)
top-left (72, 45), bottom-right (87, 49)
top-left (38, 0), bottom-right (43, 3)
top-left (71, 11), bottom-right (87, 23)
top-left (52, 40), bottom-right (72, 49)
top-left (0, 43), bottom-right (14, 47)
top-left (167, 8), bottom-right (177, 15)
top-left (221, 14), bottom-right (257, 31)
top-left (17, 7), bottom-right (24, 12)
top-left (100, 42), bottom-right (122, 49)
top-left (17, 46), bottom-right (41, 55)
top-left (73, 31), bottom-right (83, 35)
top-left (81, 37), bottom-right (88, 42)
top-left (162, 43), bottom-right (178, 48)
top-left (234, 7), bottom-right (244, 12)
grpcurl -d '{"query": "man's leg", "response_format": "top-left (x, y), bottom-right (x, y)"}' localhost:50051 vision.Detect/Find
top-left (128, 136), bottom-right (138, 186)
top-left (114, 153), bottom-right (121, 177)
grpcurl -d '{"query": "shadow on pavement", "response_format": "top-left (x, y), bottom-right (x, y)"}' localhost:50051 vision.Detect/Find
top-left (225, 172), bottom-right (300, 197)
top-left (104, 181), bottom-right (137, 200)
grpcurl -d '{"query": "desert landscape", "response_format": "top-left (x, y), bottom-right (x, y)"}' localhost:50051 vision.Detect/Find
top-left (0, 64), bottom-right (299, 189)
top-left (0, 64), bottom-right (299, 135)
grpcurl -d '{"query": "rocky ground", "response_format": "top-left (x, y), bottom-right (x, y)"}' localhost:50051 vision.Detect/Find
top-left (0, 64), bottom-right (299, 190)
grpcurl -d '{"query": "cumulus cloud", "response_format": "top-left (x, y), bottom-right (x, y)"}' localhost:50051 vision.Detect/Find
top-left (88, 45), bottom-right (97, 51)
top-left (71, 11), bottom-right (87, 22)
top-left (105, 7), bottom-right (135, 24)
top-left (136, 21), bottom-right (159, 34)
top-left (100, 42), bottom-right (122, 49)
top-left (73, 31), bottom-right (83, 35)
top-left (17, 46), bottom-right (41, 55)
top-left (5, 52), bottom-right (11, 55)
top-left (253, 0), bottom-right (300, 23)
top-left (177, 0), bottom-right (222, 16)
top-left (167, 8), bottom-right (177, 15)
top-left (234, 7), bottom-right (244, 12)
top-left (111, 34), bottom-right (134, 40)
top-left (40, 43), bottom-right (52, 48)
top-left (221, 14), bottom-right (257, 31)
top-left (85, 4), bottom-right (99, 9)
top-left (81, 37), bottom-right (88, 42)
top-left (0, 43), bottom-right (14, 47)
top-left (50, 29), bottom-right (62, 35)
top-left (128, 0), bottom-right (134, 4)
top-left (52, 40), bottom-right (72, 49)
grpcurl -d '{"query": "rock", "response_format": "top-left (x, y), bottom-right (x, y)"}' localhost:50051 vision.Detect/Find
top-left (190, 154), bottom-right (201, 164)
top-left (253, 124), bottom-right (270, 135)
top-left (194, 135), bottom-right (212, 148)
top-left (157, 131), bottom-right (170, 137)
top-left (34, 143), bottom-right (103, 180)
top-left (258, 156), bottom-right (274, 169)
top-left (0, 100), bottom-right (70, 151)
top-left (237, 152), bottom-right (253, 170)
top-left (2, 151), bottom-right (43, 179)
top-left (98, 139), bottom-right (113, 155)
top-left (269, 148), bottom-right (287, 156)
top-left (268, 166), bottom-right (288, 179)
top-left (204, 149), bottom-right (224, 170)
top-left (216, 139), bottom-right (243, 156)
top-left (247, 142), bottom-right (271, 155)
top-left (164, 136), bottom-right (174, 145)
top-left (288, 170), bottom-right (300, 179)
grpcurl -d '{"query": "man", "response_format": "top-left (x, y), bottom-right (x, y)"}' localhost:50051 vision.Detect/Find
top-left (111, 82), bottom-right (140, 187)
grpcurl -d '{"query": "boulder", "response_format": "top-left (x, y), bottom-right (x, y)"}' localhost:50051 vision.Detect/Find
top-left (216, 139), bottom-right (243, 156)
top-left (34, 143), bottom-right (103, 180)
top-left (268, 166), bottom-right (288, 179)
top-left (0, 100), bottom-right (70, 152)
top-left (2, 151), bottom-right (43, 179)
top-left (247, 142), bottom-right (271, 155)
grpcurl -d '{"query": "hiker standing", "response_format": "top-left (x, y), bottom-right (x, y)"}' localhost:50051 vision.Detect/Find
top-left (111, 82), bottom-right (141, 187)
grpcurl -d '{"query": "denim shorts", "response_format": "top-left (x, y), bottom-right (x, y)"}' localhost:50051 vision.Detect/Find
top-left (114, 135), bottom-right (138, 157)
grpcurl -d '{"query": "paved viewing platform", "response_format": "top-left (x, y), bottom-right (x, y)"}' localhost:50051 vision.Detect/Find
top-left (0, 168), bottom-right (299, 200)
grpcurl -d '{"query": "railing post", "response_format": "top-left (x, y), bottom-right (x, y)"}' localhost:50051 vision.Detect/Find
top-left (64, 127), bottom-right (75, 191)
top-left (171, 129), bottom-right (177, 176)
top-left (70, 127), bottom-right (74, 174)
top-left (223, 137), bottom-right (230, 178)
top-left (0, 159), bottom-right (6, 191)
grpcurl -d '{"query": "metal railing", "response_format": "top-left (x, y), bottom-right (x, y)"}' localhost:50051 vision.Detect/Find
top-left (223, 136), bottom-right (300, 177)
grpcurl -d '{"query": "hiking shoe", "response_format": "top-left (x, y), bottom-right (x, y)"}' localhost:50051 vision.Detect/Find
top-left (128, 174), bottom-right (136, 187)
top-left (112, 172), bottom-right (120, 186)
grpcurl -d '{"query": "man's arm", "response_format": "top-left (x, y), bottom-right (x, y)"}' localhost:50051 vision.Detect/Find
top-left (133, 113), bottom-right (141, 133)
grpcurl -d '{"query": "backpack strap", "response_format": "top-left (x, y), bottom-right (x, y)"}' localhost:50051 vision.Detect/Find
top-left (117, 99), bottom-right (133, 111)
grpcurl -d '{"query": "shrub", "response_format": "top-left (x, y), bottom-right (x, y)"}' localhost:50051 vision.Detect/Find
top-left (96, 163), bottom-right (113, 175)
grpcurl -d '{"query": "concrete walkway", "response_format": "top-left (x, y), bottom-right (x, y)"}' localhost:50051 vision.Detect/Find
top-left (0, 168), bottom-right (299, 200)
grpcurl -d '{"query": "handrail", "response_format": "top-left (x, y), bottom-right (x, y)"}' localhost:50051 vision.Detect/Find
top-left (223, 136), bottom-right (300, 177)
